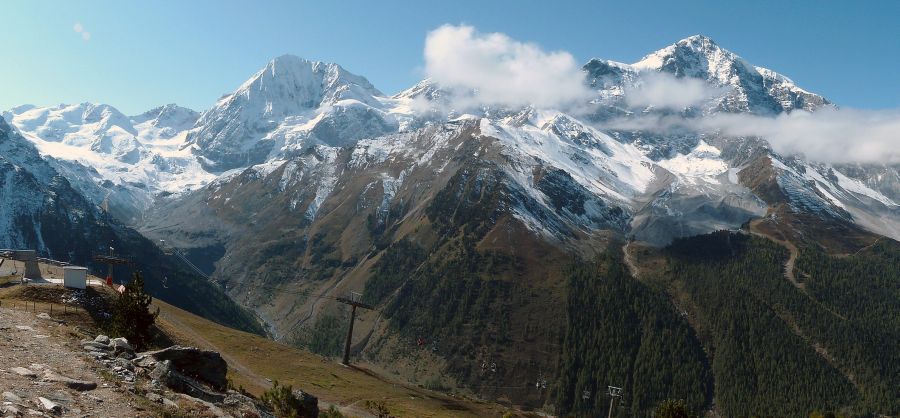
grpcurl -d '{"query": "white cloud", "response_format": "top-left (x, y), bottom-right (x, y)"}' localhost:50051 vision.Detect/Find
top-left (625, 72), bottom-right (728, 109)
top-left (73, 22), bottom-right (90, 41)
top-left (423, 25), bottom-right (593, 110)
top-left (705, 109), bottom-right (900, 164)
top-left (604, 108), bottom-right (900, 164)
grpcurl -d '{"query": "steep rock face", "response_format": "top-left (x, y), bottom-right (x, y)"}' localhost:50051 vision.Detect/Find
top-left (0, 117), bottom-right (99, 254)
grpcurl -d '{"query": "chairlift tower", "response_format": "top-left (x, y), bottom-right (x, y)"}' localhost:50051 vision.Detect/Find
top-left (607, 385), bottom-right (624, 418)
top-left (92, 246), bottom-right (132, 286)
top-left (336, 291), bottom-right (373, 365)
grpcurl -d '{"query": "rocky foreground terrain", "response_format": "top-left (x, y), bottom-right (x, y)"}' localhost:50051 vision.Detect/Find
top-left (0, 304), bottom-right (305, 417)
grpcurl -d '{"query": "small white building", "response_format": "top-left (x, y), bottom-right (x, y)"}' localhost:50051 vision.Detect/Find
top-left (63, 266), bottom-right (88, 289)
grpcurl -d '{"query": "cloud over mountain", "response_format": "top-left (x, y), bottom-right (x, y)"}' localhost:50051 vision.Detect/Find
top-left (424, 24), bottom-right (592, 110)
top-left (709, 108), bottom-right (900, 164)
top-left (625, 72), bottom-right (729, 109)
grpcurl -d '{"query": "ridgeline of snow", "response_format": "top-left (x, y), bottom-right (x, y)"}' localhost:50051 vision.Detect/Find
top-left (5, 36), bottom-right (897, 242)
top-left (3, 103), bottom-right (210, 223)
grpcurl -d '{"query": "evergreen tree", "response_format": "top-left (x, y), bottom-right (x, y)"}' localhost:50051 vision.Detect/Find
top-left (654, 399), bottom-right (694, 418)
top-left (111, 271), bottom-right (159, 350)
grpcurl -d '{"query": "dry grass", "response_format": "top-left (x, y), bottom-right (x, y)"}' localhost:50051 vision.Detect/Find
top-left (0, 275), bottom-right (17, 286)
top-left (0, 265), bottom-right (531, 417)
top-left (0, 283), bottom-right (115, 334)
top-left (152, 299), bottom-right (528, 418)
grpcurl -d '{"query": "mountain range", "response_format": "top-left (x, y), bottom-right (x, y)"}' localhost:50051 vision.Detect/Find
top-left (4, 35), bottom-right (898, 416)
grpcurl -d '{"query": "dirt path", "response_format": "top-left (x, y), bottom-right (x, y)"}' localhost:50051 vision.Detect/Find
top-left (622, 241), bottom-right (641, 280)
top-left (0, 306), bottom-right (147, 417)
top-left (748, 220), bottom-right (804, 289)
top-left (846, 237), bottom-right (881, 257)
top-left (747, 220), bottom-right (848, 320)
top-left (746, 220), bottom-right (861, 391)
top-left (770, 308), bottom-right (862, 393)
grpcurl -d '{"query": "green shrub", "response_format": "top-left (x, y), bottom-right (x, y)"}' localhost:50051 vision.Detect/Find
top-left (261, 380), bottom-right (315, 418)
top-left (653, 399), bottom-right (694, 418)
top-left (110, 271), bottom-right (159, 350)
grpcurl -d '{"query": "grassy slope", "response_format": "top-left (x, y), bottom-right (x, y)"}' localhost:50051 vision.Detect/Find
top-left (151, 298), bottom-right (532, 418)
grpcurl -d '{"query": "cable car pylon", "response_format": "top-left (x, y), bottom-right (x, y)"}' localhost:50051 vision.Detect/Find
top-left (336, 291), bottom-right (373, 365)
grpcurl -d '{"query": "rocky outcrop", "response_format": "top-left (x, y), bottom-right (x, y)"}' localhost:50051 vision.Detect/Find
top-left (79, 335), bottom-right (280, 417)
top-left (80, 334), bottom-right (137, 384)
top-left (137, 345), bottom-right (228, 390)
top-left (148, 359), bottom-right (225, 403)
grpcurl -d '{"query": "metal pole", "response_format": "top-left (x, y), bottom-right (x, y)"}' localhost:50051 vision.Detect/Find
top-left (107, 247), bottom-right (114, 284)
top-left (342, 305), bottom-right (357, 365)
top-left (606, 386), bottom-right (623, 418)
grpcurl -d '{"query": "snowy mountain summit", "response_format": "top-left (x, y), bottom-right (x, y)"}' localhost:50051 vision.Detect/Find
top-left (5, 35), bottom-right (898, 244)
top-left (187, 55), bottom-right (402, 170)
top-left (3, 102), bottom-right (209, 223)
top-left (584, 35), bottom-right (829, 116)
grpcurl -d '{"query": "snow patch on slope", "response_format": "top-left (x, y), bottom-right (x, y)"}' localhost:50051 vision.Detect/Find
top-left (479, 112), bottom-right (655, 204)
top-left (657, 140), bottom-right (728, 184)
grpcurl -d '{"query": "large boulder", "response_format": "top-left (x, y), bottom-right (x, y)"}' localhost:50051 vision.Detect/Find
top-left (150, 360), bottom-right (225, 403)
top-left (292, 390), bottom-right (319, 418)
top-left (110, 337), bottom-right (132, 352)
top-left (139, 346), bottom-right (228, 390)
top-left (82, 341), bottom-right (112, 352)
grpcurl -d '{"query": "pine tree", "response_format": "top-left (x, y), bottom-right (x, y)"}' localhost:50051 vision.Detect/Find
top-left (111, 271), bottom-right (159, 350)
top-left (653, 399), bottom-right (694, 418)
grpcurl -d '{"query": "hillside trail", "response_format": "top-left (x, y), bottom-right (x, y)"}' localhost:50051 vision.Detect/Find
top-left (626, 227), bottom-right (863, 397)
top-left (0, 306), bottom-right (147, 417)
top-left (747, 219), bottom-right (803, 289)
top-left (746, 220), bottom-right (848, 320)
top-left (745, 220), bottom-right (862, 393)
top-left (622, 241), bottom-right (640, 279)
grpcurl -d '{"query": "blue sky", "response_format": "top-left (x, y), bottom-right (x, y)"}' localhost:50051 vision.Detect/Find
top-left (2, 0), bottom-right (897, 114)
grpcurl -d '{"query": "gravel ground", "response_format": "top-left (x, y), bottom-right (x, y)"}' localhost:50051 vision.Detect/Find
top-left (0, 306), bottom-right (150, 417)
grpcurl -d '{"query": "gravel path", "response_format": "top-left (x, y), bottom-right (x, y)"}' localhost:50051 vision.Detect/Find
top-left (0, 306), bottom-right (148, 417)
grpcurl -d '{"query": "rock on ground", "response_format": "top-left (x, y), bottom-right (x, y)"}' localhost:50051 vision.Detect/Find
top-left (0, 306), bottom-right (148, 416)
top-left (138, 345), bottom-right (228, 390)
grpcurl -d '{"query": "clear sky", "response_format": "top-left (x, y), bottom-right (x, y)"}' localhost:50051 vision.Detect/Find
top-left (2, 0), bottom-right (897, 114)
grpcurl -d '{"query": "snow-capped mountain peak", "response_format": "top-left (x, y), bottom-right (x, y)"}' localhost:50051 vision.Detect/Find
top-left (5, 36), bottom-right (893, 245)
top-left (187, 55), bottom-right (398, 171)
top-left (230, 54), bottom-right (384, 111)
top-left (632, 34), bottom-right (755, 79)
top-left (131, 104), bottom-right (199, 134)
top-left (628, 35), bottom-right (828, 113)
top-left (4, 102), bottom-right (212, 223)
